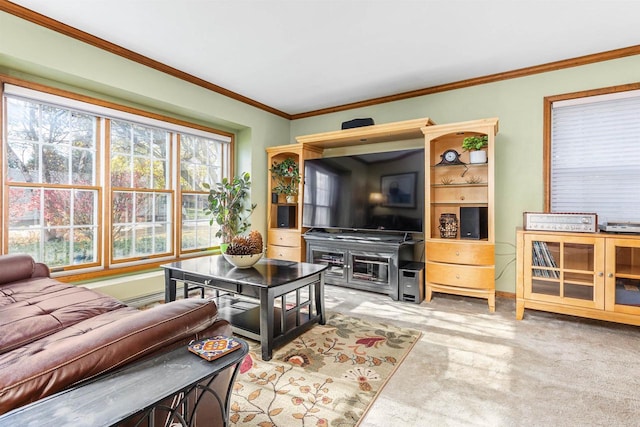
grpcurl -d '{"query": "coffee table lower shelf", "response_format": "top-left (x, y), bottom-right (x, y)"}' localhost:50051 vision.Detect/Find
top-left (212, 293), bottom-right (319, 354)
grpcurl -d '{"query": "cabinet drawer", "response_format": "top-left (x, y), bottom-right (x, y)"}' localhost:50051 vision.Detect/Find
top-left (426, 261), bottom-right (495, 289)
top-left (267, 230), bottom-right (301, 247)
top-left (432, 185), bottom-right (487, 204)
top-left (267, 244), bottom-right (302, 262)
top-left (426, 241), bottom-right (494, 265)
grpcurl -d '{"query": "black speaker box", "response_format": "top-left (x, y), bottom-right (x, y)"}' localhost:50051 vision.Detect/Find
top-left (277, 206), bottom-right (296, 228)
top-left (341, 118), bottom-right (374, 130)
top-left (460, 207), bottom-right (488, 239)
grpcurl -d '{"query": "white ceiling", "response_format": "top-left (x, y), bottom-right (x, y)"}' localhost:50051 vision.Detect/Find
top-left (8, 0), bottom-right (640, 116)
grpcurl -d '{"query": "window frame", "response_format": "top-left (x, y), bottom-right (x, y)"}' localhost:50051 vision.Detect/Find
top-left (543, 82), bottom-right (640, 212)
top-left (1, 77), bottom-right (234, 278)
top-left (3, 96), bottom-right (102, 271)
top-left (178, 133), bottom-right (230, 254)
top-left (107, 118), bottom-right (174, 264)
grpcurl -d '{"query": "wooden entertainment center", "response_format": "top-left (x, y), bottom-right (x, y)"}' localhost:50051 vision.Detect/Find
top-left (266, 117), bottom-right (434, 263)
top-left (266, 117), bottom-right (499, 309)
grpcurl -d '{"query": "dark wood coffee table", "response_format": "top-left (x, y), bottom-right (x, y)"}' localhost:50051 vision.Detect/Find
top-left (162, 256), bottom-right (327, 360)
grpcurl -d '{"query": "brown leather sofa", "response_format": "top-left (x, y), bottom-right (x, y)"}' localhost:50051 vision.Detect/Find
top-left (0, 253), bottom-right (235, 424)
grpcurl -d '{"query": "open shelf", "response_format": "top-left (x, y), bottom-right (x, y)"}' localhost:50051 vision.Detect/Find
top-left (432, 183), bottom-right (487, 188)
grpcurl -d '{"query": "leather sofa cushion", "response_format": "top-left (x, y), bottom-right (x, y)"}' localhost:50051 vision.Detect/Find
top-left (0, 277), bottom-right (128, 354)
top-left (0, 298), bottom-right (223, 414)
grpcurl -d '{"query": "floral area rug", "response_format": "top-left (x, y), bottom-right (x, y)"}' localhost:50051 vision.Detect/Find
top-left (229, 313), bottom-right (421, 427)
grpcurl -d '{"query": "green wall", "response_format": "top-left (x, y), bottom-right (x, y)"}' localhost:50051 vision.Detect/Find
top-left (2, 11), bottom-right (640, 294)
top-left (291, 56), bottom-right (640, 292)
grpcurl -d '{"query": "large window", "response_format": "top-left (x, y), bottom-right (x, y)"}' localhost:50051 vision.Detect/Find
top-left (546, 85), bottom-right (640, 225)
top-left (2, 82), bottom-right (232, 273)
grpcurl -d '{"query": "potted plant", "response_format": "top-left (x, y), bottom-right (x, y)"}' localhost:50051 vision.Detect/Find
top-left (202, 172), bottom-right (257, 251)
top-left (462, 135), bottom-right (488, 164)
top-left (270, 157), bottom-right (301, 203)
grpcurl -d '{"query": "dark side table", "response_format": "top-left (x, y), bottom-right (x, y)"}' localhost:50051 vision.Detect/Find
top-left (0, 339), bottom-right (248, 426)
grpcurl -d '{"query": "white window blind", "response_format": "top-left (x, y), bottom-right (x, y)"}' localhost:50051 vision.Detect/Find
top-left (550, 90), bottom-right (640, 225)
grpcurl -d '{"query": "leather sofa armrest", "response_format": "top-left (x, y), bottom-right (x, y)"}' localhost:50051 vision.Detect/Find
top-left (0, 254), bottom-right (40, 286)
top-left (32, 262), bottom-right (50, 278)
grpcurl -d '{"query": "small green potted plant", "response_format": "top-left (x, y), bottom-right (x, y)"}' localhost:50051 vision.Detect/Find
top-left (270, 157), bottom-right (301, 203)
top-left (202, 172), bottom-right (257, 252)
top-left (461, 135), bottom-right (488, 164)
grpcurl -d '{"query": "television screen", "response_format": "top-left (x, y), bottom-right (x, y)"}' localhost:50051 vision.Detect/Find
top-left (303, 148), bottom-right (424, 233)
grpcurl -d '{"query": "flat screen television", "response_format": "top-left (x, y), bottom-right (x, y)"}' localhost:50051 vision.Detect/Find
top-left (303, 148), bottom-right (424, 233)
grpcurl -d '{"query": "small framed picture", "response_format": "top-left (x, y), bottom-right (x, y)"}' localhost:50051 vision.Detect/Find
top-left (380, 172), bottom-right (417, 208)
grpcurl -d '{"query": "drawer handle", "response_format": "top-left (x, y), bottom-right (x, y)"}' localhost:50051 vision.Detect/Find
top-left (455, 251), bottom-right (460, 256)
top-left (598, 272), bottom-right (604, 277)
top-left (460, 196), bottom-right (465, 200)
top-left (608, 273), bottom-right (613, 278)
top-left (456, 274), bottom-right (460, 279)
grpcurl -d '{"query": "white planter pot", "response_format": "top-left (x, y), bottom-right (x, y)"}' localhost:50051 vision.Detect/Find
top-left (469, 150), bottom-right (487, 164)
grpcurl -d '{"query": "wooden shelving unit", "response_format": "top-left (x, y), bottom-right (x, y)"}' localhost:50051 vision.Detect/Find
top-left (266, 144), bottom-right (322, 261)
top-left (422, 118), bottom-right (499, 312)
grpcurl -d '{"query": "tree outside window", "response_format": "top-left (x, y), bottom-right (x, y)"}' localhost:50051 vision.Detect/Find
top-left (179, 134), bottom-right (224, 251)
top-left (110, 120), bottom-right (172, 261)
top-left (5, 97), bottom-right (98, 268)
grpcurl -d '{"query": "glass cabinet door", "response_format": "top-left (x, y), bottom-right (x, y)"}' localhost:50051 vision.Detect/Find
top-left (524, 234), bottom-right (605, 309)
top-left (309, 247), bottom-right (347, 279)
top-left (605, 239), bottom-right (640, 314)
top-left (348, 251), bottom-right (392, 285)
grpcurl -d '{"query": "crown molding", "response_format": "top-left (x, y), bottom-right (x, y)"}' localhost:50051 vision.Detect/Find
top-left (291, 45), bottom-right (640, 119)
top-left (0, 0), bottom-right (291, 119)
top-left (3, 1), bottom-right (639, 120)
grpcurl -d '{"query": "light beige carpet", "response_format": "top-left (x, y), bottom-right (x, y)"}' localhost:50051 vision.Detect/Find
top-left (229, 313), bottom-right (421, 427)
top-left (132, 284), bottom-right (640, 426)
